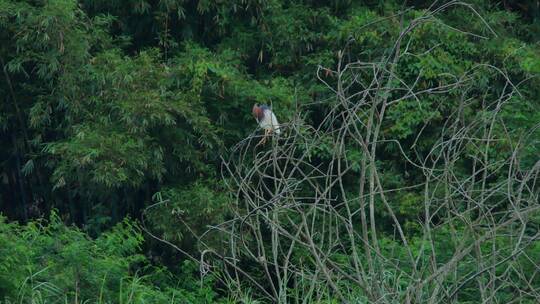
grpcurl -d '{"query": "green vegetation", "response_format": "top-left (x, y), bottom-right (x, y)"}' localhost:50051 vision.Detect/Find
top-left (0, 213), bottom-right (225, 303)
top-left (0, 0), bottom-right (539, 303)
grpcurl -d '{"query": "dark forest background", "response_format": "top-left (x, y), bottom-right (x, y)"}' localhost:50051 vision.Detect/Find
top-left (0, 0), bottom-right (539, 303)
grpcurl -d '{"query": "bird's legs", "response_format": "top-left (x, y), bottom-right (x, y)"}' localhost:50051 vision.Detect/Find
top-left (256, 129), bottom-right (270, 147)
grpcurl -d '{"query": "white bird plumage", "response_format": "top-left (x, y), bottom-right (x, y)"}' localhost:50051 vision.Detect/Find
top-left (259, 108), bottom-right (281, 135)
top-left (252, 103), bottom-right (280, 146)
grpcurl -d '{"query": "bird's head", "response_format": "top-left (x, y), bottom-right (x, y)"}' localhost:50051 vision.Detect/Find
top-left (252, 103), bottom-right (261, 119)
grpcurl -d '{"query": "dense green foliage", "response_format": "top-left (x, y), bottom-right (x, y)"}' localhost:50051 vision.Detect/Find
top-left (0, 0), bottom-right (539, 303)
top-left (0, 213), bottom-right (226, 303)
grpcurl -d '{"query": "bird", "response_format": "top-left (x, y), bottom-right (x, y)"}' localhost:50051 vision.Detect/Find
top-left (252, 103), bottom-right (280, 146)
